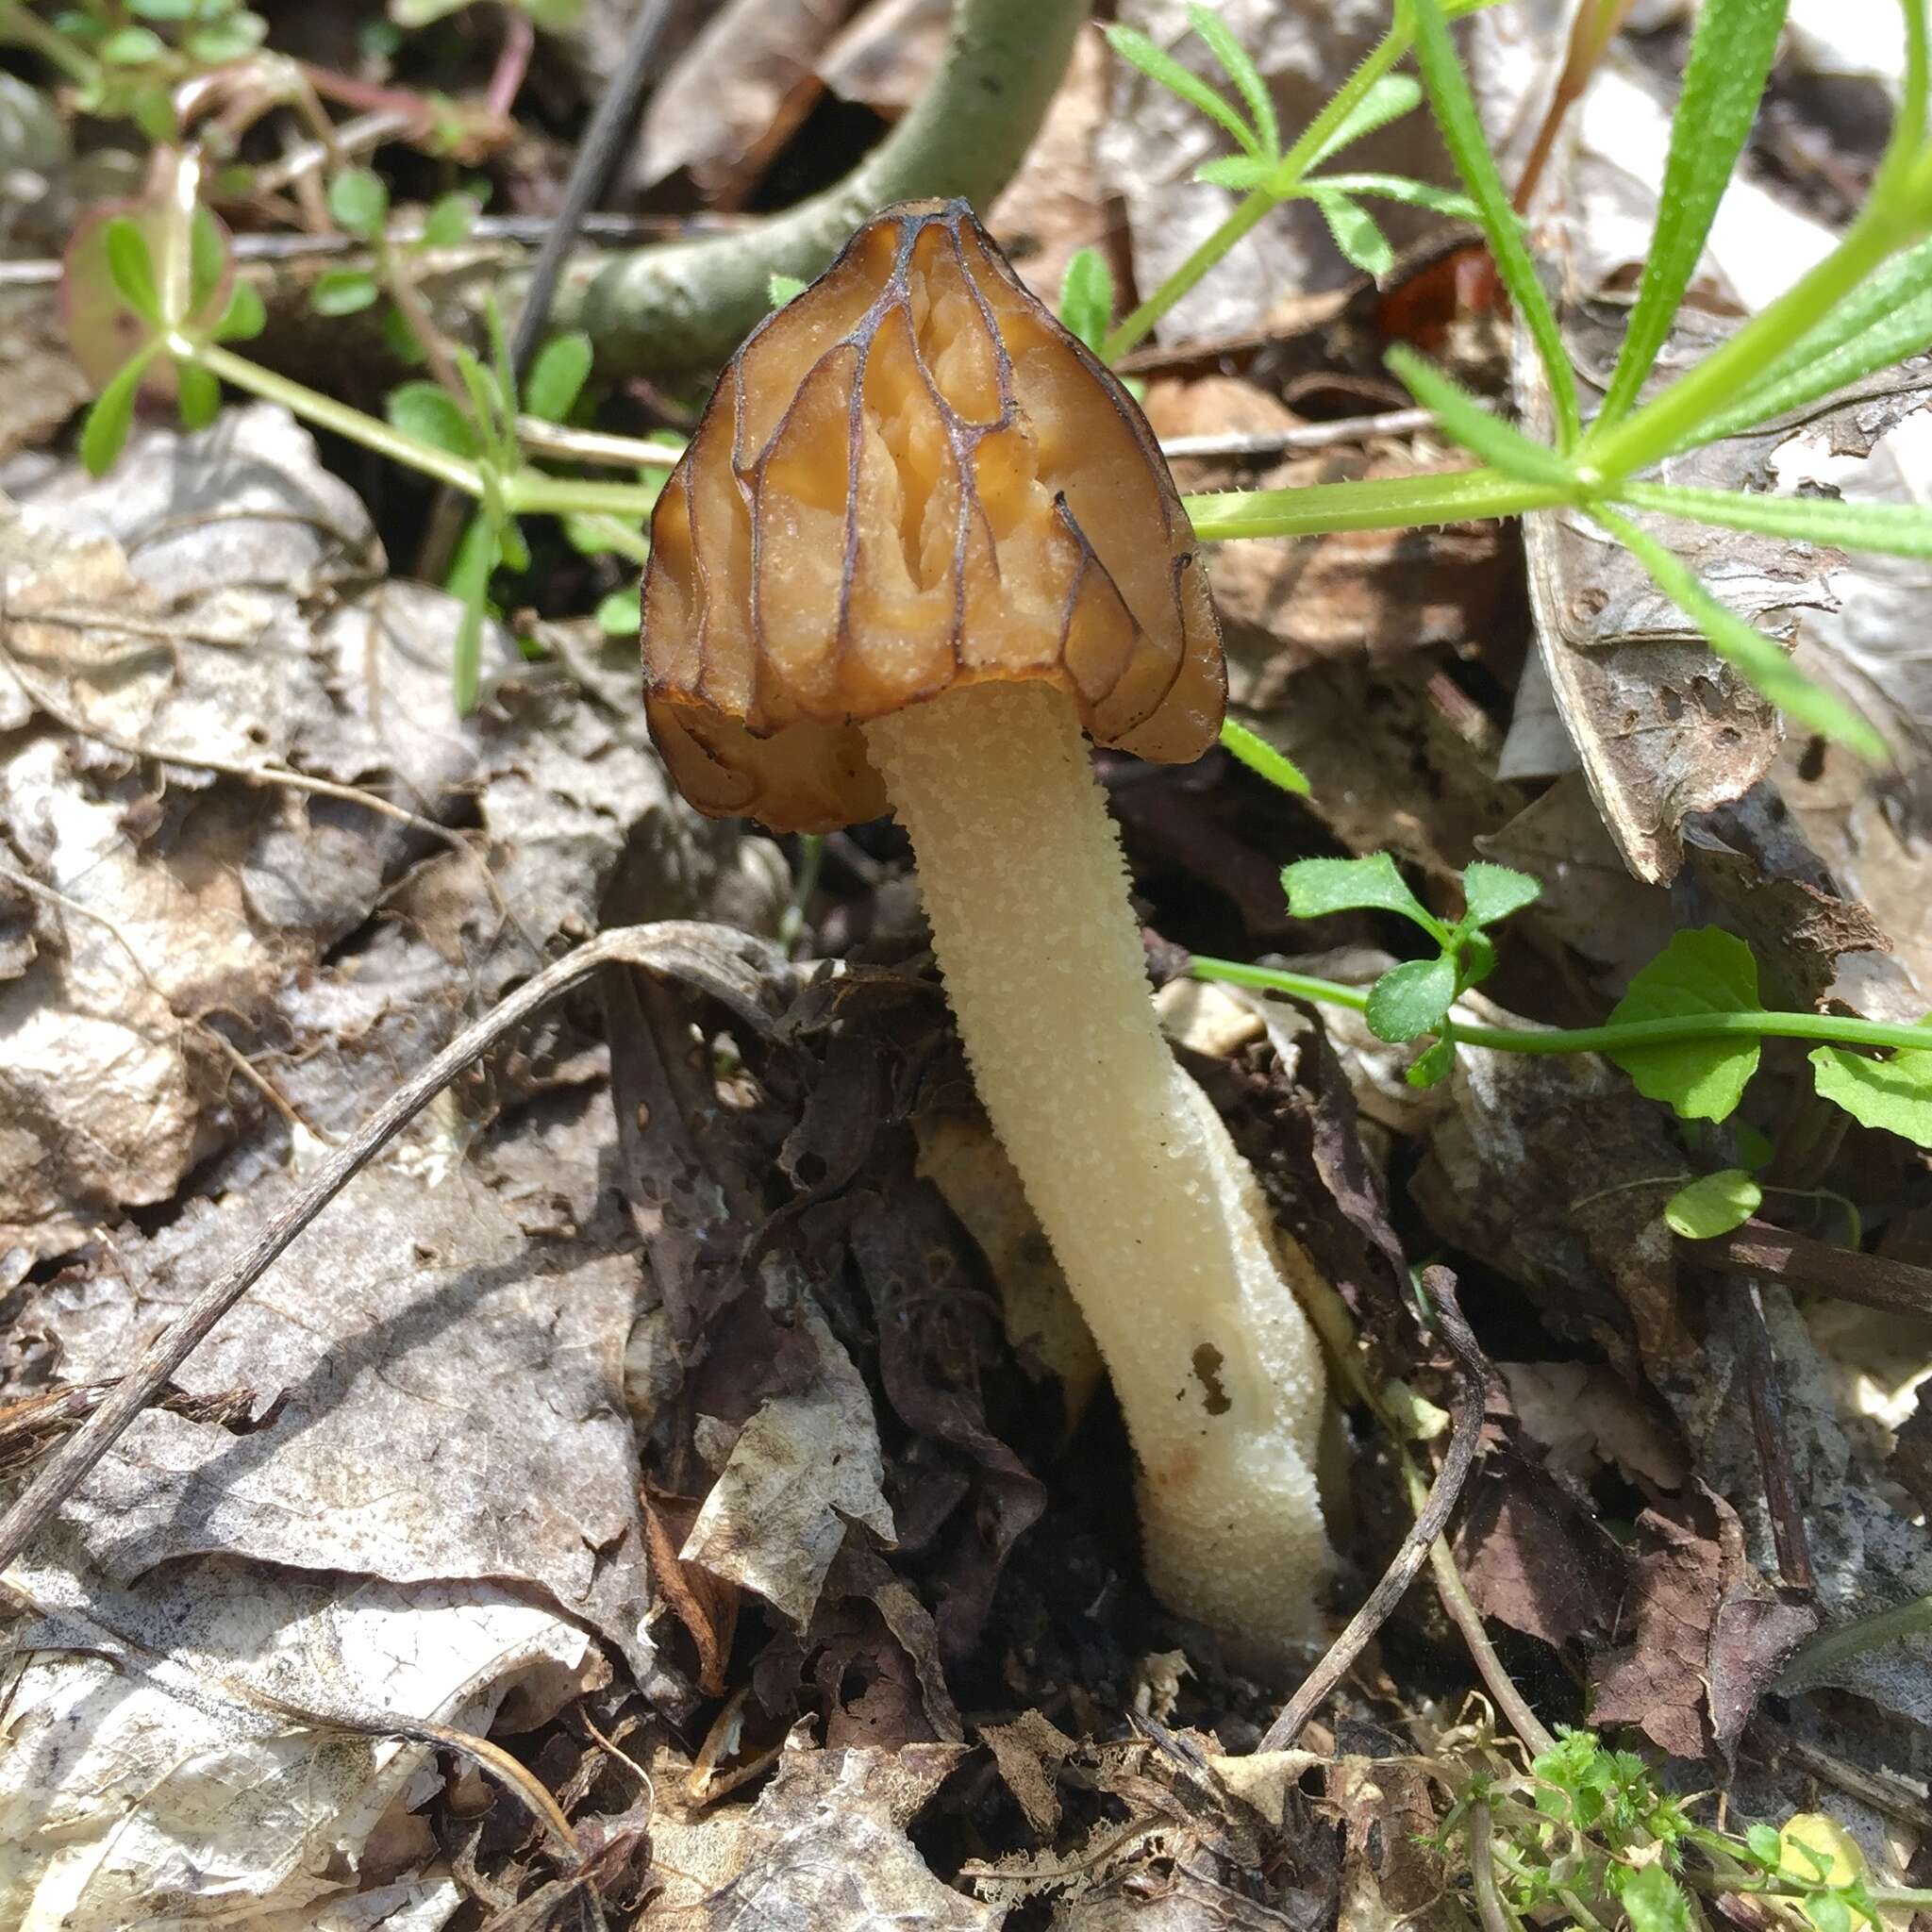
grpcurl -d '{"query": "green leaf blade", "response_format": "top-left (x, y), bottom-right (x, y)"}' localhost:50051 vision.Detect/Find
top-left (1618, 478), bottom-right (1932, 565)
top-left (386, 378), bottom-right (479, 458)
top-left (1596, 506), bottom-right (1888, 759)
top-left (1407, 0), bottom-right (1581, 449)
top-left (327, 167), bottom-right (390, 242)
top-left (1664, 1169), bottom-right (1762, 1239)
top-left (1311, 190), bottom-right (1394, 280)
top-left (103, 215), bottom-right (161, 324)
top-left (1367, 955), bottom-right (1457, 1042)
top-left (1220, 716), bottom-right (1309, 795)
top-left (1187, 3), bottom-right (1277, 159)
top-left (1385, 343), bottom-right (1575, 486)
top-left (1306, 73), bottom-right (1422, 170)
top-left (1285, 852), bottom-right (1439, 931)
top-left (1460, 860), bottom-right (1541, 927)
top-left (1810, 1018), bottom-right (1932, 1146)
top-left (1058, 247), bottom-right (1115, 354)
top-left (1607, 927), bottom-right (1764, 1122)
top-left (524, 330), bottom-right (593, 423)
top-left (1594, 0), bottom-right (1792, 435)
top-left (80, 351), bottom-right (152, 475)
top-left (310, 267), bottom-right (380, 317)
top-left (1105, 22), bottom-right (1259, 158)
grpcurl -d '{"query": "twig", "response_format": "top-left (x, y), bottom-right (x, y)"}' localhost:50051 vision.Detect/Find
top-left (0, 922), bottom-right (785, 1575)
top-left (512, 416), bottom-right (687, 470)
top-left (1259, 1265), bottom-right (1486, 1750)
top-left (572, 0), bottom-right (1091, 377)
top-left (1160, 408), bottom-right (1438, 460)
top-left (1703, 1220), bottom-right (1932, 1319)
top-left (1736, 1280), bottom-right (1816, 1593)
top-left (507, 0), bottom-right (681, 381)
top-left (1430, 1535), bottom-right (1557, 1759)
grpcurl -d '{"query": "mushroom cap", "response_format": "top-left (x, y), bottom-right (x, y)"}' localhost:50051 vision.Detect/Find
top-left (641, 198), bottom-right (1225, 832)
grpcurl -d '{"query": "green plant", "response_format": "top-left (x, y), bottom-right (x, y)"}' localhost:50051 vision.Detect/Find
top-left (1101, 0), bottom-right (1932, 758)
top-left (1191, 848), bottom-right (1932, 1152)
top-left (1428, 1724), bottom-right (1924, 1929)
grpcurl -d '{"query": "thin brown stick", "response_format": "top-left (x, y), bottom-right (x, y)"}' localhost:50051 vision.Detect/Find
top-left (1259, 1265), bottom-right (1486, 1751)
top-left (1430, 1533), bottom-right (1557, 1758)
top-left (1704, 1220), bottom-right (1932, 1319)
top-left (0, 923), bottom-right (784, 1575)
top-left (1738, 1280), bottom-right (1816, 1593)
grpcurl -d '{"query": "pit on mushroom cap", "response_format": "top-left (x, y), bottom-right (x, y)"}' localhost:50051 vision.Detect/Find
top-left (641, 198), bottom-right (1333, 1668)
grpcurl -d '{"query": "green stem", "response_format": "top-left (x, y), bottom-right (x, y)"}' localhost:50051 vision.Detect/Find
top-left (1583, 209), bottom-right (1912, 478)
top-left (1185, 466), bottom-right (1566, 541)
top-left (1189, 956), bottom-right (1932, 1057)
top-left (0, 0), bottom-right (97, 84)
top-left (499, 472), bottom-right (659, 520)
top-left (1103, 188), bottom-right (1278, 364)
top-left (1778, 1592), bottom-right (1932, 1687)
top-left (1103, 24), bottom-right (1408, 363)
top-left (197, 343), bottom-right (484, 496)
top-left (197, 344), bottom-right (660, 524)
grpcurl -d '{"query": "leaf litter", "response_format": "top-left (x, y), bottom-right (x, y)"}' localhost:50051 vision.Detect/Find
top-left (8, 3), bottom-right (1932, 1926)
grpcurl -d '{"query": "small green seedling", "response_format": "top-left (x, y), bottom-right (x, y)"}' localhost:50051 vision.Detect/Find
top-left (1280, 851), bottom-right (1541, 1086)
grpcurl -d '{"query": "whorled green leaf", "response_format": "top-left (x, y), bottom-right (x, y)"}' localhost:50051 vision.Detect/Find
top-left (1284, 852), bottom-right (1438, 932)
top-left (175, 358), bottom-right (221, 431)
top-left (1809, 1016), bottom-right (1932, 1147)
top-left (1306, 73), bottom-right (1422, 170)
top-left (1057, 247), bottom-right (1114, 355)
top-left (1366, 954), bottom-right (1457, 1043)
top-left (1593, 0), bottom-right (1791, 435)
top-left (1310, 190), bottom-right (1394, 280)
top-left (327, 166), bottom-right (390, 242)
top-left (80, 349), bottom-right (153, 475)
top-left (104, 215), bottom-right (160, 323)
top-left (1688, 236), bottom-right (1932, 448)
top-left (1618, 478), bottom-right (1932, 567)
top-left (1408, 0), bottom-right (1580, 449)
top-left (1606, 926), bottom-right (1763, 1123)
top-left (1195, 154), bottom-right (1276, 192)
top-left (1596, 506), bottom-right (1888, 759)
top-left (1407, 1034), bottom-right (1457, 1088)
top-left (1385, 343), bottom-right (1575, 486)
top-left (595, 584), bottom-right (641, 635)
top-left (62, 194), bottom-right (236, 394)
top-left (525, 330), bottom-right (593, 424)
top-left (97, 24), bottom-right (166, 62)
top-left (1105, 22), bottom-right (1259, 158)
top-left (1308, 171), bottom-right (1483, 221)
top-left (421, 191), bottom-right (480, 249)
top-left (1459, 860), bottom-right (1541, 928)
top-left (1664, 1169), bottom-right (1762, 1240)
top-left (1219, 716), bottom-right (1309, 796)
top-left (217, 278), bottom-right (266, 341)
top-left (1186, 2), bottom-right (1276, 160)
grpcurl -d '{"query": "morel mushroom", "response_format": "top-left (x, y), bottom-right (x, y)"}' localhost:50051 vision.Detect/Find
top-left (641, 199), bottom-right (1332, 1665)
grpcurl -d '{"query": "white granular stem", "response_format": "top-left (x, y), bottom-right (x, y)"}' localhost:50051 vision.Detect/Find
top-left (864, 681), bottom-right (1332, 1665)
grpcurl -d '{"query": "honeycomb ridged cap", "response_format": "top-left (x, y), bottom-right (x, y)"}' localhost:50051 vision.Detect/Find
top-left (640, 198), bottom-right (1226, 833)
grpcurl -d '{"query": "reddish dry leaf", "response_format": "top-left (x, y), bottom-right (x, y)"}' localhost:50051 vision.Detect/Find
top-left (642, 1488), bottom-right (741, 1697)
top-left (1591, 1483), bottom-right (1819, 1764)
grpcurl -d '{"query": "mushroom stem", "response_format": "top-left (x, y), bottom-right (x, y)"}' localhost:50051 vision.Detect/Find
top-left (862, 681), bottom-right (1333, 1665)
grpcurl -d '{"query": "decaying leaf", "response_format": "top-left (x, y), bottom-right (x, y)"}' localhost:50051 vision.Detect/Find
top-left (0, 1563), bottom-right (590, 1929)
top-left (647, 1734), bottom-right (991, 1930)
top-left (1591, 1482), bottom-right (1818, 1764)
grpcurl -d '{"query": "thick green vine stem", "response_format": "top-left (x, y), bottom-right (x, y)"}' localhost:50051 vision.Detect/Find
top-left (572, 0), bottom-right (1089, 377)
